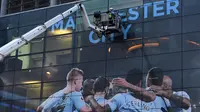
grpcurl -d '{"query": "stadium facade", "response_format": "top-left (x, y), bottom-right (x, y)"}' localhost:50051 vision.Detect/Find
top-left (0, 0), bottom-right (200, 111)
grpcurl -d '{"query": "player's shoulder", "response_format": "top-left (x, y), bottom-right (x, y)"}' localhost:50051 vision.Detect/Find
top-left (49, 89), bottom-right (65, 98)
top-left (68, 91), bottom-right (82, 96)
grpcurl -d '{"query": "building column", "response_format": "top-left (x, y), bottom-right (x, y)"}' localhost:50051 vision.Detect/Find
top-left (50, 0), bottom-right (57, 6)
top-left (0, 0), bottom-right (7, 16)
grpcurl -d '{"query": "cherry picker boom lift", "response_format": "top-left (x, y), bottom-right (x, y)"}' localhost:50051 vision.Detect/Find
top-left (0, 3), bottom-right (122, 73)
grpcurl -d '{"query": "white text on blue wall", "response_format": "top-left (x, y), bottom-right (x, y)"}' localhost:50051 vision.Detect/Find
top-left (51, 0), bottom-right (180, 44)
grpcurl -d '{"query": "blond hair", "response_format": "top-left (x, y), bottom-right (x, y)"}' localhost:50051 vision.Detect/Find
top-left (66, 68), bottom-right (84, 82)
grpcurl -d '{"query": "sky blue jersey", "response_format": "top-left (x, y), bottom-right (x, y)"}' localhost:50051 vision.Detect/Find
top-left (107, 93), bottom-right (155, 112)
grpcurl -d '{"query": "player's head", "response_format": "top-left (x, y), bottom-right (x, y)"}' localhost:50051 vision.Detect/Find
top-left (162, 75), bottom-right (172, 90)
top-left (146, 67), bottom-right (164, 87)
top-left (93, 76), bottom-right (110, 94)
top-left (66, 68), bottom-right (84, 91)
top-left (126, 68), bottom-right (143, 87)
top-left (82, 78), bottom-right (95, 95)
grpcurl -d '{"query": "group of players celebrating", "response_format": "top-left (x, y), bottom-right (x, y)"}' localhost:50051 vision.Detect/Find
top-left (36, 67), bottom-right (191, 112)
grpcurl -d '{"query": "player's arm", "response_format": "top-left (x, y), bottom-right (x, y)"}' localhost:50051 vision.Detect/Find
top-left (112, 78), bottom-right (156, 102)
top-left (85, 95), bottom-right (112, 112)
top-left (70, 94), bottom-right (92, 112)
top-left (168, 92), bottom-right (191, 110)
top-left (151, 86), bottom-right (191, 109)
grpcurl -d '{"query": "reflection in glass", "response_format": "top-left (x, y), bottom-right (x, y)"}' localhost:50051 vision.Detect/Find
top-left (183, 50), bottom-right (200, 69)
top-left (77, 0), bottom-right (108, 16)
top-left (106, 57), bottom-right (142, 76)
top-left (107, 40), bottom-right (142, 59)
top-left (14, 69), bottom-right (42, 84)
top-left (183, 69), bottom-right (200, 88)
top-left (19, 9), bottom-right (46, 27)
top-left (183, 32), bottom-right (200, 51)
top-left (0, 72), bottom-right (14, 86)
top-left (74, 61), bottom-right (106, 78)
top-left (76, 16), bottom-right (93, 32)
top-left (18, 54), bottom-right (43, 69)
top-left (74, 45), bottom-right (106, 63)
top-left (44, 50), bottom-right (72, 66)
top-left (13, 84), bottom-right (41, 100)
top-left (0, 15), bottom-right (19, 30)
top-left (183, 14), bottom-right (200, 33)
top-left (143, 35), bottom-right (181, 55)
top-left (47, 18), bottom-right (74, 36)
top-left (144, 17), bottom-right (181, 37)
top-left (143, 53), bottom-right (181, 72)
top-left (0, 86), bottom-right (13, 101)
top-left (43, 65), bottom-right (73, 82)
top-left (12, 99), bottom-right (40, 112)
top-left (46, 34), bottom-right (73, 51)
top-left (43, 82), bottom-right (66, 98)
top-left (0, 100), bottom-right (12, 112)
top-left (183, 0), bottom-right (200, 15)
top-left (18, 38), bottom-right (44, 55)
top-left (109, 0), bottom-right (142, 10)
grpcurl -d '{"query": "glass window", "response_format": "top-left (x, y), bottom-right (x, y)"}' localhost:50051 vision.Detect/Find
top-left (18, 38), bottom-right (44, 55)
top-left (109, 0), bottom-right (142, 10)
top-left (19, 25), bottom-right (44, 38)
top-left (183, 50), bottom-right (200, 69)
top-left (0, 15), bottom-right (19, 30)
top-left (0, 86), bottom-right (13, 101)
top-left (42, 82), bottom-right (66, 98)
top-left (12, 99), bottom-right (40, 112)
top-left (0, 72), bottom-right (14, 86)
top-left (184, 88), bottom-right (200, 108)
top-left (106, 57), bottom-right (142, 77)
top-left (143, 0), bottom-right (181, 22)
top-left (163, 71), bottom-right (182, 89)
top-left (44, 50), bottom-right (72, 66)
top-left (7, 28), bottom-right (19, 42)
top-left (107, 39), bottom-right (142, 59)
top-left (183, 0), bottom-right (200, 15)
top-left (144, 17), bottom-right (181, 38)
top-left (74, 61), bottom-right (106, 78)
top-left (75, 31), bottom-right (104, 47)
top-left (19, 9), bottom-right (46, 27)
top-left (4, 57), bottom-right (19, 71)
top-left (45, 34), bottom-right (73, 51)
top-left (183, 32), bottom-right (200, 51)
top-left (46, 18), bottom-right (75, 36)
top-left (183, 14), bottom-right (200, 33)
top-left (75, 15), bottom-right (93, 32)
top-left (46, 3), bottom-right (75, 20)
top-left (74, 45), bottom-right (106, 63)
top-left (0, 29), bottom-right (18, 56)
top-left (18, 54), bottom-right (43, 69)
top-left (77, 0), bottom-right (108, 16)
top-left (13, 84), bottom-right (41, 100)
top-left (0, 30), bottom-right (7, 46)
top-left (14, 68), bottom-right (42, 85)
top-left (143, 53), bottom-right (181, 73)
top-left (183, 69), bottom-right (200, 88)
top-left (43, 65), bottom-right (73, 82)
top-left (143, 35), bottom-right (181, 55)
top-left (0, 100), bottom-right (12, 112)
top-left (127, 7), bottom-right (143, 23)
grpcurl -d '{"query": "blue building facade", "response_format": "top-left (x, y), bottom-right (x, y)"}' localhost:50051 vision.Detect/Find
top-left (0, 0), bottom-right (200, 111)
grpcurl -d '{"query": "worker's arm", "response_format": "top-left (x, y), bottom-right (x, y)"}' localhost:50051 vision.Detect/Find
top-left (112, 78), bottom-right (156, 102)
